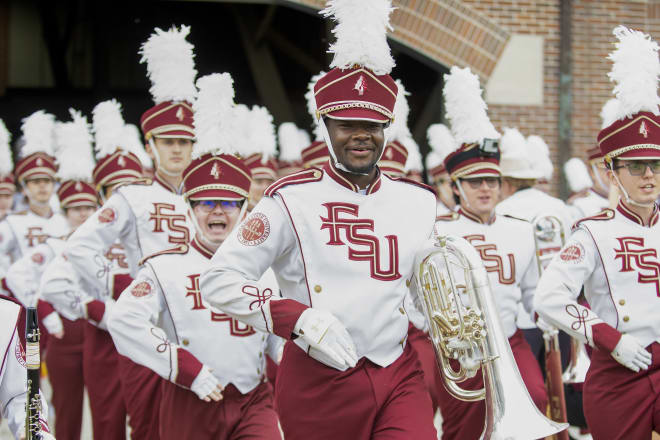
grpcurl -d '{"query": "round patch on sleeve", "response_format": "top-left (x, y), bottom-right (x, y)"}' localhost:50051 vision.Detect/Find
top-left (31, 253), bottom-right (44, 265)
top-left (15, 340), bottom-right (26, 367)
top-left (238, 213), bottom-right (270, 246)
top-left (131, 280), bottom-right (153, 298)
top-left (559, 242), bottom-right (585, 264)
top-left (98, 207), bottom-right (117, 225)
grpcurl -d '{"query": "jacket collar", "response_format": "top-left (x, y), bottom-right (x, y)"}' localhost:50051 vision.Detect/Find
top-left (191, 236), bottom-right (215, 260)
top-left (458, 206), bottom-right (496, 225)
top-left (616, 200), bottom-right (659, 227)
top-left (322, 161), bottom-right (382, 194)
top-left (154, 173), bottom-right (182, 195)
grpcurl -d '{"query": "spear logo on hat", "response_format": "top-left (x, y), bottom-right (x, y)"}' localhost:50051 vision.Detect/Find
top-left (210, 162), bottom-right (221, 179)
top-left (640, 121), bottom-right (649, 138)
top-left (354, 75), bottom-right (367, 96)
top-left (176, 107), bottom-right (184, 122)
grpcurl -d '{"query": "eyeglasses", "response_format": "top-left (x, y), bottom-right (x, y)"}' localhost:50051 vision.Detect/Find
top-left (193, 200), bottom-right (243, 212)
top-left (461, 177), bottom-right (500, 189)
top-left (614, 160), bottom-right (660, 176)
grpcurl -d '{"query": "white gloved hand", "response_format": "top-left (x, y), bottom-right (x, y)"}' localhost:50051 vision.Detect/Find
top-left (294, 308), bottom-right (358, 371)
top-left (611, 334), bottom-right (652, 372)
top-left (42, 312), bottom-right (64, 339)
top-left (190, 365), bottom-right (223, 402)
top-left (98, 299), bottom-right (114, 331)
top-left (446, 336), bottom-right (481, 378)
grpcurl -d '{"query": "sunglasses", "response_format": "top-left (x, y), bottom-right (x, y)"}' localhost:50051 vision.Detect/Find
top-left (461, 177), bottom-right (500, 189)
top-left (193, 200), bottom-right (243, 212)
top-left (614, 160), bottom-right (660, 176)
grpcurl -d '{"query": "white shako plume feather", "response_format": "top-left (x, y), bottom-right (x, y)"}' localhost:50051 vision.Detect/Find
top-left (305, 71), bottom-right (326, 141)
top-left (20, 110), bottom-right (56, 159)
top-left (500, 127), bottom-right (529, 163)
top-left (249, 105), bottom-right (277, 163)
top-left (233, 104), bottom-right (252, 156)
top-left (527, 135), bottom-right (553, 180)
top-left (278, 122), bottom-right (302, 162)
top-left (605, 25), bottom-right (660, 125)
top-left (600, 98), bottom-right (622, 130)
top-left (55, 109), bottom-right (95, 182)
top-left (123, 124), bottom-right (153, 169)
top-left (444, 66), bottom-right (500, 145)
top-left (92, 99), bottom-right (126, 160)
top-left (391, 79), bottom-right (412, 142)
top-left (402, 136), bottom-right (422, 172)
top-left (564, 158), bottom-right (593, 193)
top-left (426, 123), bottom-right (456, 170)
top-left (192, 72), bottom-right (237, 159)
top-left (321, 0), bottom-right (395, 75)
top-left (139, 25), bottom-right (197, 104)
top-left (0, 119), bottom-right (12, 177)
top-left (298, 129), bottom-right (311, 151)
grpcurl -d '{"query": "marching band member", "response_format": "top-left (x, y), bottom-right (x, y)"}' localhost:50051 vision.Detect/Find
top-left (109, 73), bottom-right (281, 440)
top-left (63, 25), bottom-right (197, 439)
top-left (200, 1), bottom-right (438, 438)
top-left (242, 105), bottom-right (278, 211)
top-left (0, 111), bottom-right (68, 274)
top-left (6, 110), bottom-right (97, 440)
top-left (535, 26), bottom-right (660, 440)
top-left (301, 71), bottom-right (330, 170)
top-left (378, 79), bottom-right (411, 179)
top-left (425, 123), bottom-right (457, 215)
top-left (564, 157), bottom-right (596, 223)
top-left (434, 67), bottom-right (547, 440)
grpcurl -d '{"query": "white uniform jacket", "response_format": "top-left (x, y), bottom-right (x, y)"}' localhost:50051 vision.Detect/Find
top-left (0, 299), bottom-right (49, 439)
top-left (566, 189), bottom-right (609, 223)
top-left (64, 176), bottom-right (193, 295)
top-left (0, 209), bottom-right (69, 272)
top-left (200, 164), bottom-right (437, 368)
top-left (435, 208), bottom-right (539, 338)
top-left (534, 202), bottom-right (660, 353)
top-left (109, 237), bottom-right (280, 394)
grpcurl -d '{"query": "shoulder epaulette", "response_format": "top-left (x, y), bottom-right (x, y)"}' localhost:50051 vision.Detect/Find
top-left (139, 244), bottom-right (189, 266)
top-left (388, 175), bottom-right (437, 197)
top-left (572, 208), bottom-right (615, 230)
top-left (436, 211), bottom-right (459, 222)
top-left (264, 168), bottom-right (323, 197)
top-left (114, 178), bottom-right (152, 191)
top-left (503, 214), bottom-right (530, 223)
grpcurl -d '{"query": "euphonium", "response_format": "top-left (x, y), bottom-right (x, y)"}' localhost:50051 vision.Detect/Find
top-left (413, 234), bottom-right (567, 439)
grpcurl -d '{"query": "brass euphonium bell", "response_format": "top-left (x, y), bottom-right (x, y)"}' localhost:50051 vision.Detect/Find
top-left (413, 234), bottom-right (568, 439)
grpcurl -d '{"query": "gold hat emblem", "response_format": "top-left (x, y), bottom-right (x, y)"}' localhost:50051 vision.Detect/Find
top-left (117, 155), bottom-right (126, 167)
top-left (354, 75), bottom-right (367, 96)
top-left (639, 121), bottom-right (649, 138)
top-left (176, 107), bottom-right (185, 122)
top-left (385, 148), bottom-right (393, 159)
top-left (36, 157), bottom-right (43, 166)
top-left (75, 181), bottom-right (82, 191)
top-left (210, 162), bottom-right (221, 179)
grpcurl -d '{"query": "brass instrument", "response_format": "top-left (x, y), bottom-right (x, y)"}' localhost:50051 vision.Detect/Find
top-left (532, 214), bottom-right (569, 440)
top-left (25, 307), bottom-right (43, 440)
top-left (414, 234), bottom-right (567, 439)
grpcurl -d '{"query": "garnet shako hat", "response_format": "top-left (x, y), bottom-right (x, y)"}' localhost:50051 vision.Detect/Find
top-left (301, 141), bottom-right (330, 169)
top-left (443, 66), bottom-right (501, 180)
top-left (183, 73), bottom-right (251, 202)
top-left (139, 25), bottom-right (197, 141)
top-left (55, 109), bottom-right (98, 208)
top-left (598, 27), bottom-right (660, 163)
top-left (0, 119), bottom-right (15, 195)
top-left (15, 111), bottom-right (57, 182)
top-left (92, 100), bottom-right (143, 191)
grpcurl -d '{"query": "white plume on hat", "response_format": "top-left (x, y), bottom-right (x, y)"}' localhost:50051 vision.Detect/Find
top-left (298, 128), bottom-right (311, 150)
top-left (140, 25), bottom-right (197, 104)
top-left (248, 105), bottom-right (277, 163)
top-left (443, 66), bottom-right (500, 146)
top-left (425, 123), bottom-right (455, 172)
top-left (0, 119), bottom-right (12, 176)
top-left (564, 158), bottom-right (593, 193)
top-left (123, 124), bottom-right (153, 169)
top-left (390, 79), bottom-right (412, 142)
top-left (306, 71), bottom-right (326, 141)
top-left (603, 25), bottom-right (660, 128)
top-left (527, 135), bottom-right (553, 180)
top-left (600, 98), bottom-right (621, 130)
top-left (321, 0), bottom-right (395, 75)
top-left (20, 110), bottom-right (56, 159)
top-left (402, 136), bottom-right (422, 172)
top-left (499, 127), bottom-right (536, 179)
top-left (55, 109), bottom-right (95, 182)
top-left (92, 99), bottom-right (126, 160)
top-left (192, 72), bottom-right (238, 159)
top-left (278, 122), bottom-right (303, 162)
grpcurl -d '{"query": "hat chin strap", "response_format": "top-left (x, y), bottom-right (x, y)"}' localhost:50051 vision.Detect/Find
top-left (318, 117), bottom-right (389, 176)
top-left (610, 168), bottom-right (656, 209)
top-left (149, 138), bottom-right (180, 178)
top-left (591, 163), bottom-right (609, 195)
top-left (456, 179), bottom-right (472, 209)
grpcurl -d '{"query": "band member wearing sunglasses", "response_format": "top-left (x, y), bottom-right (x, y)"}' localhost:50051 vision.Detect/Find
top-left (535, 26), bottom-right (660, 440)
top-left (433, 67), bottom-right (547, 440)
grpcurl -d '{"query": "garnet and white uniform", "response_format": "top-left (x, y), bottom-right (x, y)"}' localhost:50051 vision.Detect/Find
top-left (63, 176), bottom-right (192, 440)
top-left (434, 208), bottom-right (547, 440)
top-left (109, 238), bottom-right (281, 439)
top-left (200, 164), bottom-right (438, 440)
top-left (534, 202), bottom-right (660, 439)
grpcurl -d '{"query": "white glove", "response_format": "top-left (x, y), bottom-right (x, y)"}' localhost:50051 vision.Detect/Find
top-left (294, 308), bottom-right (358, 371)
top-left (611, 334), bottom-right (652, 372)
top-left (42, 312), bottom-right (64, 339)
top-left (190, 365), bottom-right (223, 402)
top-left (446, 336), bottom-right (481, 378)
top-left (97, 299), bottom-right (114, 331)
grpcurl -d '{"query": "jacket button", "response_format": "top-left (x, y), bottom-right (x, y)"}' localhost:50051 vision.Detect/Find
top-left (406, 279), bottom-right (411, 287)
top-left (182, 339), bottom-right (190, 346)
top-left (314, 285), bottom-right (322, 293)
top-left (619, 299), bottom-right (625, 306)
top-left (623, 316), bottom-right (630, 323)
top-left (399, 307), bottom-right (405, 315)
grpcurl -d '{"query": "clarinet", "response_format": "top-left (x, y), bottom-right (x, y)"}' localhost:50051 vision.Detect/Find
top-left (25, 307), bottom-right (42, 440)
